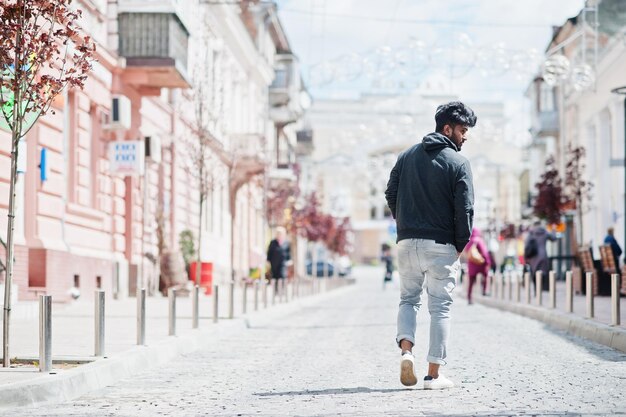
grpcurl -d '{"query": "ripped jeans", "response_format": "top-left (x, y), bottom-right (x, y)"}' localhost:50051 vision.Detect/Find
top-left (395, 239), bottom-right (460, 365)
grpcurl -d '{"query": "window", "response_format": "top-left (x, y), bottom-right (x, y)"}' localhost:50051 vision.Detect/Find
top-left (539, 83), bottom-right (555, 112)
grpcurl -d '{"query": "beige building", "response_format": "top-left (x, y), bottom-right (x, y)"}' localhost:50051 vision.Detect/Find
top-left (525, 0), bottom-right (626, 258)
top-left (308, 89), bottom-right (522, 263)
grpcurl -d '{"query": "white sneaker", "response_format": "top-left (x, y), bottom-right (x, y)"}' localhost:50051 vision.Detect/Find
top-left (423, 374), bottom-right (454, 390)
top-left (400, 352), bottom-right (417, 386)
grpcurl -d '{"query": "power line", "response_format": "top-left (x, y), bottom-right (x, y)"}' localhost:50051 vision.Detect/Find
top-left (279, 7), bottom-right (556, 29)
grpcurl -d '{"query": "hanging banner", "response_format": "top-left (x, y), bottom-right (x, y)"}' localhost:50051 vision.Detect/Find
top-left (109, 140), bottom-right (144, 176)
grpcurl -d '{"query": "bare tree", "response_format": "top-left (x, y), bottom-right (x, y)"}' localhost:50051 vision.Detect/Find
top-left (0, 0), bottom-right (95, 367)
top-left (564, 144), bottom-right (593, 243)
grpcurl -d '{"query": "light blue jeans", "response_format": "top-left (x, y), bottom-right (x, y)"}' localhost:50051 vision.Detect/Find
top-left (396, 238), bottom-right (460, 365)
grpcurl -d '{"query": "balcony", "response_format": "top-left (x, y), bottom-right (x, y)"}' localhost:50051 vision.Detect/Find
top-left (296, 129), bottom-right (313, 156)
top-left (269, 53), bottom-right (304, 124)
top-left (530, 110), bottom-right (559, 138)
top-left (229, 134), bottom-right (267, 194)
top-left (118, 8), bottom-right (190, 91)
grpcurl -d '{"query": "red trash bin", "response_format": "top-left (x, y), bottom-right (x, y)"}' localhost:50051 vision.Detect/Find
top-left (190, 262), bottom-right (213, 295)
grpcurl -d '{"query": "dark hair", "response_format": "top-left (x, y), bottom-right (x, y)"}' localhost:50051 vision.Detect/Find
top-left (435, 101), bottom-right (477, 132)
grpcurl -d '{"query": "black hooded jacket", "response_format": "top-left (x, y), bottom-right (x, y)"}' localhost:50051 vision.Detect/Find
top-left (385, 132), bottom-right (474, 253)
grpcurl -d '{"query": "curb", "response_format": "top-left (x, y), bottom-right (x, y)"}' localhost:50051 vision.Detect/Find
top-left (477, 296), bottom-right (626, 354)
top-left (0, 281), bottom-right (356, 410)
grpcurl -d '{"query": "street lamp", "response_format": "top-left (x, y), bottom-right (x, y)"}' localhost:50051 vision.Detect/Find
top-left (611, 86), bottom-right (626, 258)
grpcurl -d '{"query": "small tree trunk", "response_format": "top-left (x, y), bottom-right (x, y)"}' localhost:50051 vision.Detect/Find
top-left (196, 198), bottom-right (203, 286)
top-left (577, 202), bottom-right (584, 245)
top-left (229, 167), bottom-right (236, 284)
top-left (3, 130), bottom-right (20, 368)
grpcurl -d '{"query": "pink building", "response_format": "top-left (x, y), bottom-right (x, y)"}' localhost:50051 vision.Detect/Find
top-left (0, 0), bottom-right (308, 303)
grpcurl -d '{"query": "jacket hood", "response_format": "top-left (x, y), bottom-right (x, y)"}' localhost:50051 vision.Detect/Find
top-left (422, 132), bottom-right (459, 152)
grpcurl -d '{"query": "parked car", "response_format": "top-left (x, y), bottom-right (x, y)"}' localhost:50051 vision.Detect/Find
top-left (336, 255), bottom-right (352, 277)
top-left (305, 259), bottom-right (351, 277)
top-left (306, 261), bottom-right (335, 277)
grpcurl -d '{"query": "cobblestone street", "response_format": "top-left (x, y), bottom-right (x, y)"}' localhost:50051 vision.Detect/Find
top-left (6, 266), bottom-right (626, 417)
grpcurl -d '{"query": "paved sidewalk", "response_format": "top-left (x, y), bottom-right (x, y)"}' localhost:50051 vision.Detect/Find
top-left (4, 266), bottom-right (625, 416)
top-left (0, 278), bottom-right (328, 390)
top-left (469, 276), bottom-right (626, 327)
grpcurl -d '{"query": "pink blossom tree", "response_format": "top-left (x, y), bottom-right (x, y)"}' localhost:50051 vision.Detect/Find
top-left (0, 0), bottom-right (95, 366)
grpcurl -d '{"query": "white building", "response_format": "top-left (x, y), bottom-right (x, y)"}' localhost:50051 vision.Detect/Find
top-left (308, 89), bottom-right (521, 262)
top-left (525, 0), bottom-right (626, 260)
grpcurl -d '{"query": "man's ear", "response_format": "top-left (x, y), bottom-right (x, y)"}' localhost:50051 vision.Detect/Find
top-left (442, 124), bottom-right (452, 137)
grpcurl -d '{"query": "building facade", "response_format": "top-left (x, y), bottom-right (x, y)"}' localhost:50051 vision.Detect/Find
top-left (0, 0), bottom-right (307, 303)
top-left (308, 89), bottom-right (521, 263)
top-left (525, 0), bottom-right (626, 258)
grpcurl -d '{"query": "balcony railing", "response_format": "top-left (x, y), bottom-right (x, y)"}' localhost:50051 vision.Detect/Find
top-left (269, 53), bottom-right (304, 124)
top-left (296, 129), bottom-right (313, 156)
top-left (531, 110), bottom-right (559, 137)
top-left (118, 11), bottom-right (190, 90)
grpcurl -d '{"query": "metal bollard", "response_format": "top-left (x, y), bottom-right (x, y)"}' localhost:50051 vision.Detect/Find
top-left (242, 282), bottom-right (248, 314)
top-left (515, 273), bottom-right (521, 303)
top-left (282, 279), bottom-right (287, 303)
top-left (137, 288), bottom-right (146, 345)
top-left (272, 279), bottom-right (277, 305)
top-left (565, 271), bottom-right (573, 313)
top-left (499, 273), bottom-right (505, 300)
top-left (228, 281), bottom-right (235, 319)
top-left (192, 285), bottom-right (199, 329)
top-left (168, 288), bottom-right (177, 336)
top-left (213, 285), bottom-right (219, 323)
top-left (507, 273), bottom-right (512, 301)
top-left (254, 281), bottom-right (259, 311)
top-left (586, 272), bottom-right (594, 318)
top-left (263, 279), bottom-right (268, 308)
top-left (524, 272), bottom-right (531, 304)
top-left (535, 271), bottom-right (543, 306)
top-left (549, 271), bottom-right (556, 309)
top-left (95, 290), bottom-right (105, 357)
top-left (611, 274), bottom-right (620, 326)
top-left (39, 295), bottom-right (52, 372)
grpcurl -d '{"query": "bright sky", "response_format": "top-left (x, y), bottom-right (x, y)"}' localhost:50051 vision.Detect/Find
top-left (276, 0), bottom-right (585, 100)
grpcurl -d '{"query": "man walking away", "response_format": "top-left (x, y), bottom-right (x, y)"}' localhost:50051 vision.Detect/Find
top-left (604, 227), bottom-right (622, 270)
top-left (385, 102), bottom-right (476, 389)
top-left (524, 221), bottom-right (557, 295)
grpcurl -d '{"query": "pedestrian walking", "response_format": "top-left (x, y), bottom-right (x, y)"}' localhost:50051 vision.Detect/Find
top-left (524, 221), bottom-right (557, 294)
top-left (267, 227), bottom-right (291, 293)
top-left (466, 228), bottom-right (491, 304)
top-left (385, 101), bottom-right (476, 389)
top-left (604, 227), bottom-right (622, 269)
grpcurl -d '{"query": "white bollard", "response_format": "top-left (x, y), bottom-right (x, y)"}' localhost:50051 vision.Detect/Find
top-left (524, 272), bottom-right (531, 304)
top-left (611, 274), bottom-right (620, 326)
top-left (39, 295), bottom-right (52, 372)
top-left (228, 281), bottom-right (235, 319)
top-left (565, 271), bottom-right (573, 313)
top-left (549, 271), bottom-right (556, 309)
top-left (192, 285), bottom-right (199, 329)
top-left (213, 285), bottom-right (219, 323)
top-left (586, 272), bottom-right (594, 319)
top-left (95, 290), bottom-right (105, 356)
top-left (168, 288), bottom-right (177, 336)
top-left (535, 271), bottom-right (543, 306)
top-left (242, 282), bottom-right (248, 314)
top-left (137, 288), bottom-right (146, 345)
